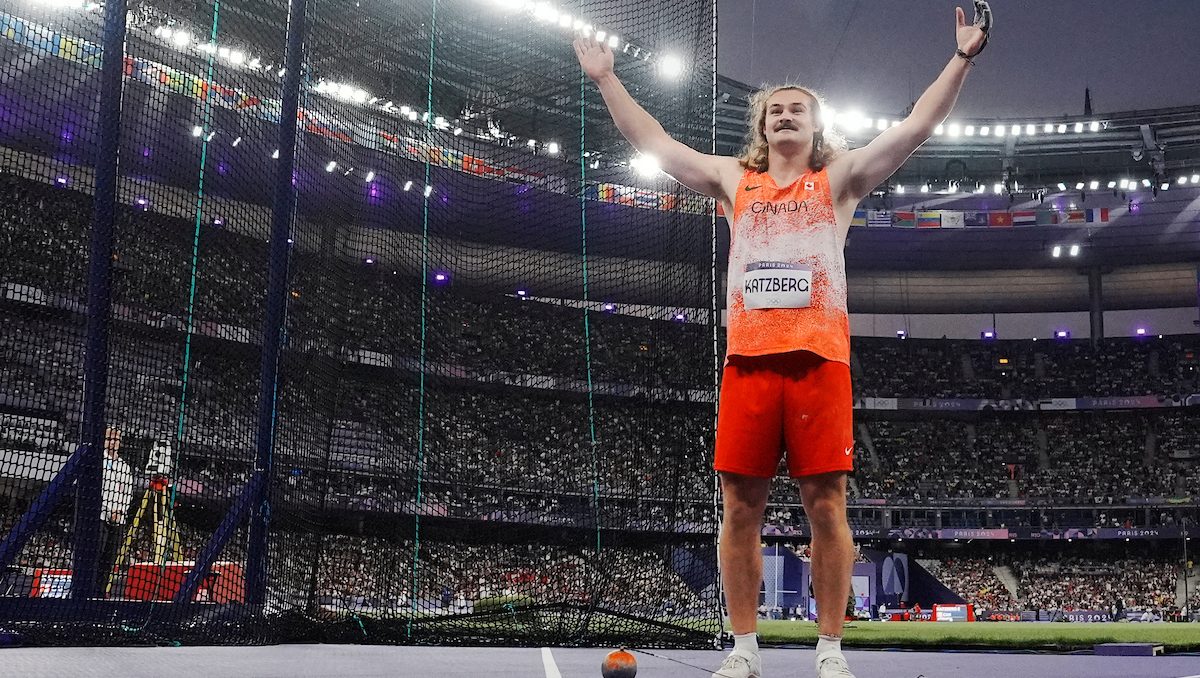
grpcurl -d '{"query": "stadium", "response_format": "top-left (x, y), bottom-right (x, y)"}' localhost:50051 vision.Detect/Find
top-left (0, 0), bottom-right (1197, 676)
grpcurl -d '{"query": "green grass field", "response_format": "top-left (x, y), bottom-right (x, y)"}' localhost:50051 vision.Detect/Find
top-left (754, 620), bottom-right (1200, 652)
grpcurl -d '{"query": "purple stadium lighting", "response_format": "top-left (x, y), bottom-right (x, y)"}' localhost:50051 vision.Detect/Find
top-left (1055, 330), bottom-right (1070, 339)
top-left (981, 330), bottom-right (995, 340)
top-left (364, 257), bottom-right (374, 265)
top-left (602, 303), bottom-right (616, 312)
top-left (213, 217), bottom-right (224, 226)
top-left (516, 290), bottom-right (527, 297)
top-left (135, 197), bottom-right (148, 209)
top-left (1136, 327), bottom-right (1147, 336)
top-left (433, 272), bottom-right (449, 284)
top-left (55, 176), bottom-right (69, 186)
top-left (896, 330), bottom-right (907, 339)
top-left (142, 147), bottom-right (152, 158)
top-left (674, 313), bottom-right (687, 322)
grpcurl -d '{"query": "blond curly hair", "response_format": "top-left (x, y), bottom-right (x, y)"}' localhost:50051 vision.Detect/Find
top-left (737, 85), bottom-right (846, 173)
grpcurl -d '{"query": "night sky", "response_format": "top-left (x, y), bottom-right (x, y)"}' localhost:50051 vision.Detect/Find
top-left (716, 0), bottom-right (1200, 118)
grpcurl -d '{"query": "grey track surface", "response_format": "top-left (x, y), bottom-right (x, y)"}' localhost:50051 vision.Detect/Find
top-left (1, 645), bottom-right (1198, 678)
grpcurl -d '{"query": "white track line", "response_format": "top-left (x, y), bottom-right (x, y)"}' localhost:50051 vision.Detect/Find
top-left (541, 647), bottom-right (562, 678)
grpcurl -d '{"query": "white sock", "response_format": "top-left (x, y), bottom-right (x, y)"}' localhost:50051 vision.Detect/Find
top-left (732, 631), bottom-right (759, 657)
top-left (816, 634), bottom-right (843, 658)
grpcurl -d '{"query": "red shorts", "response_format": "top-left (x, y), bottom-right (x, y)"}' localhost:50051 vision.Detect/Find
top-left (714, 350), bottom-right (854, 478)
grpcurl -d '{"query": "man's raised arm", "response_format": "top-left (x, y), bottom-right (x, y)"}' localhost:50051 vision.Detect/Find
top-left (574, 35), bottom-right (737, 201)
top-left (832, 2), bottom-right (992, 203)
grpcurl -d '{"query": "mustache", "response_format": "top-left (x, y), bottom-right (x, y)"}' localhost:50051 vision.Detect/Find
top-left (774, 121), bottom-right (799, 131)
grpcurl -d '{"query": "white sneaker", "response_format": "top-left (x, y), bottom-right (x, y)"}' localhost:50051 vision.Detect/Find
top-left (711, 651), bottom-right (762, 678)
top-left (815, 650), bottom-right (856, 678)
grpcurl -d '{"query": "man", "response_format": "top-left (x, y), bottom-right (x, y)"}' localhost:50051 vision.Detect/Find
top-left (575, 4), bottom-right (989, 677)
top-left (99, 426), bottom-right (135, 596)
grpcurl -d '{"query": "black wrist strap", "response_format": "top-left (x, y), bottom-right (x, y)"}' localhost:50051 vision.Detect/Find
top-left (955, 49), bottom-right (976, 66)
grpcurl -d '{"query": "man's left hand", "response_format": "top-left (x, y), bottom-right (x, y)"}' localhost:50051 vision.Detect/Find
top-left (955, 1), bottom-right (990, 57)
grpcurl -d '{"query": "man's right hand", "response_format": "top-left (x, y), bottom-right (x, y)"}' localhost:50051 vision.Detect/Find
top-left (573, 34), bottom-right (614, 82)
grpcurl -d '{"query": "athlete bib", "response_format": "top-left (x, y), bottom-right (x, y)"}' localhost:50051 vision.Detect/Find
top-left (742, 261), bottom-right (812, 310)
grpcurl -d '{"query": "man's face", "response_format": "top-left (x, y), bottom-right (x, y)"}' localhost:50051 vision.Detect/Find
top-left (104, 427), bottom-right (121, 456)
top-left (763, 90), bottom-right (818, 151)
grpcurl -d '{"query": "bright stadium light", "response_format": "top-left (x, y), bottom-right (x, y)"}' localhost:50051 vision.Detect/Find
top-left (658, 54), bottom-right (684, 79)
top-left (1057, 183), bottom-right (1067, 191)
top-left (1069, 244), bottom-right (1080, 257)
top-left (947, 123), bottom-right (961, 137)
top-left (532, 2), bottom-right (558, 22)
top-left (979, 126), bottom-right (990, 136)
top-left (172, 30), bottom-right (192, 48)
top-left (630, 154), bottom-right (660, 177)
top-left (1025, 124), bottom-right (1036, 136)
top-left (1089, 121), bottom-right (1100, 132)
top-left (365, 171), bottom-right (376, 182)
top-left (993, 183), bottom-right (1003, 194)
top-left (1192, 174), bottom-right (1200, 184)
top-left (325, 161), bottom-right (337, 172)
top-left (1074, 122), bottom-right (1084, 133)
top-left (424, 185), bottom-right (433, 197)
top-left (404, 180), bottom-right (413, 191)
top-left (1051, 245), bottom-right (1061, 258)
top-left (933, 124), bottom-right (944, 135)
top-left (964, 125), bottom-right (975, 136)
top-left (191, 125), bottom-right (202, 137)
top-left (232, 136), bottom-right (242, 147)
top-left (608, 35), bottom-right (620, 48)
top-left (1057, 123), bottom-right (1067, 133)
top-left (1043, 123), bottom-right (1054, 134)
top-left (994, 125), bottom-right (1005, 137)
top-left (547, 142), bottom-right (560, 154)
top-left (1011, 124), bottom-right (1022, 136)
top-left (1119, 179), bottom-right (1129, 189)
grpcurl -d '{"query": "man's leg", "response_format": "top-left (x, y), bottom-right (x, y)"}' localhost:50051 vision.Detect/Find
top-left (796, 472), bottom-right (854, 638)
top-left (710, 471), bottom-right (771, 677)
top-left (719, 471), bottom-right (772, 636)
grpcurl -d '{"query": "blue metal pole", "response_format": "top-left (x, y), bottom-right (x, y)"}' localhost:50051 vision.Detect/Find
top-left (72, 0), bottom-right (127, 600)
top-left (245, 0), bottom-right (308, 607)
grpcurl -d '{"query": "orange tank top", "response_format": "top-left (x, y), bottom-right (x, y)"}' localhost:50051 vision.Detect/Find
top-left (726, 167), bottom-right (850, 364)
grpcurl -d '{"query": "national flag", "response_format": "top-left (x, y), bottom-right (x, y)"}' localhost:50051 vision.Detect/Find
top-left (1036, 209), bottom-right (1058, 226)
top-left (1061, 210), bottom-right (1086, 224)
top-left (851, 210), bottom-right (867, 227)
top-left (894, 211), bottom-right (916, 228)
top-left (1086, 208), bottom-right (1109, 223)
top-left (1012, 210), bottom-right (1038, 227)
top-left (917, 211), bottom-right (941, 229)
top-left (988, 212), bottom-right (1014, 228)
top-left (867, 210), bottom-right (893, 228)
top-left (940, 211), bottom-right (965, 228)
top-left (964, 211), bottom-right (989, 228)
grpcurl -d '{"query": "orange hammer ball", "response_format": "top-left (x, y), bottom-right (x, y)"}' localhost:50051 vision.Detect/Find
top-left (601, 648), bottom-right (637, 678)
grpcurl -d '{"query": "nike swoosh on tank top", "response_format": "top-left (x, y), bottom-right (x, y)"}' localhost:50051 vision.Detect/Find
top-left (726, 167), bottom-right (850, 364)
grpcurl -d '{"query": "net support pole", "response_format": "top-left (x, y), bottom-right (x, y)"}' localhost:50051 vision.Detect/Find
top-left (71, 0), bottom-right (128, 601)
top-left (243, 0), bottom-right (308, 607)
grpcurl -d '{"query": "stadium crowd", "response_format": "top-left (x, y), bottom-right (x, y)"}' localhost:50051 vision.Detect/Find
top-left (3, 173), bottom-right (1200, 619)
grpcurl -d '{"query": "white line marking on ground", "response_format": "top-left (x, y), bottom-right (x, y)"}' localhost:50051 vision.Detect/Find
top-left (541, 647), bottom-right (562, 678)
